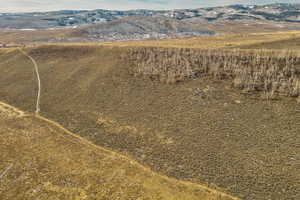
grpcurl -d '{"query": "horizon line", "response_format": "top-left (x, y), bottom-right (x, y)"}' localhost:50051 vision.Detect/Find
top-left (1, 2), bottom-right (298, 14)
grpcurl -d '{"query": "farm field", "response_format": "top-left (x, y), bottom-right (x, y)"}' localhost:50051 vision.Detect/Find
top-left (0, 40), bottom-right (299, 199)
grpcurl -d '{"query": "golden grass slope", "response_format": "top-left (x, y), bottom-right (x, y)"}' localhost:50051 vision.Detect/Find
top-left (0, 29), bottom-right (72, 44)
top-left (0, 102), bottom-right (237, 200)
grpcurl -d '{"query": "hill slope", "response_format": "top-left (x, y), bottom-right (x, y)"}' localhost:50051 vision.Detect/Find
top-left (0, 45), bottom-right (299, 200)
top-left (75, 15), bottom-right (214, 41)
top-left (0, 102), bottom-right (236, 200)
top-left (1, 3), bottom-right (300, 42)
top-left (1, 3), bottom-right (299, 29)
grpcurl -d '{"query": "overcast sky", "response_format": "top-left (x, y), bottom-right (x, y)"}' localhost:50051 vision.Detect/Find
top-left (0, 0), bottom-right (299, 13)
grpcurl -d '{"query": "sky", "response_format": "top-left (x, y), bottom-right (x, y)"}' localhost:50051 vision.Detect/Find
top-left (0, 0), bottom-right (299, 13)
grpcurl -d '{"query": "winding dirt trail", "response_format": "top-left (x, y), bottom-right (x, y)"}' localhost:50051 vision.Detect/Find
top-left (18, 48), bottom-right (41, 114)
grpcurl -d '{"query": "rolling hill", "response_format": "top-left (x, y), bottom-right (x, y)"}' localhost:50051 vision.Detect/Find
top-left (76, 15), bottom-right (215, 41)
top-left (1, 3), bottom-right (300, 42)
top-left (0, 43), bottom-right (299, 200)
top-left (1, 3), bottom-right (300, 29)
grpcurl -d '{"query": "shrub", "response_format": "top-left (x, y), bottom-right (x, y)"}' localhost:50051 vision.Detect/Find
top-left (126, 47), bottom-right (300, 98)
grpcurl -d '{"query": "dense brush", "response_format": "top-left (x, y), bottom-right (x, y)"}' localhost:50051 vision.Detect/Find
top-left (127, 47), bottom-right (300, 98)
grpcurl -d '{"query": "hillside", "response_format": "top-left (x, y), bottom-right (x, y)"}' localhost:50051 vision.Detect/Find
top-left (1, 3), bottom-right (300, 42)
top-left (75, 15), bottom-right (215, 41)
top-left (0, 102), bottom-right (235, 200)
top-left (1, 3), bottom-right (300, 29)
top-left (0, 45), bottom-right (299, 200)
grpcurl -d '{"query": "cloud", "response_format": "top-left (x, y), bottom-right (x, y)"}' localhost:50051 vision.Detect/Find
top-left (0, 0), bottom-right (298, 12)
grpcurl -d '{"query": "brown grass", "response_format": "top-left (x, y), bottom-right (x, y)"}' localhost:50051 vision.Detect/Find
top-left (1, 44), bottom-right (299, 200)
top-left (103, 31), bottom-right (300, 49)
top-left (0, 102), bottom-right (237, 200)
top-left (0, 29), bottom-right (73, 44)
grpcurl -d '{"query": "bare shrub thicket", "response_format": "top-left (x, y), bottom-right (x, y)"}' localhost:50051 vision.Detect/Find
top-left (127, 47), bottom-right (300, 98)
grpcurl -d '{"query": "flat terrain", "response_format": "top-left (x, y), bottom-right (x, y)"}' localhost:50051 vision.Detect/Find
top-left (0, 45), bottom-right (299, 199)
top-left (0, 102), bottom-right (235, 200)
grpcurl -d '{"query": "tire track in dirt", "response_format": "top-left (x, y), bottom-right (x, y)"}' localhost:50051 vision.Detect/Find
top-left (18, 48), bottom-right (41, 114)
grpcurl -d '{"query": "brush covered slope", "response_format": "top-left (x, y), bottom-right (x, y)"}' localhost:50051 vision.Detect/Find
top-left (0, 45), bottom-right (299, 200)
top-left (127, 48), bottom-right (300, 98)
top-left (0, 102), bottom-right (235, 200)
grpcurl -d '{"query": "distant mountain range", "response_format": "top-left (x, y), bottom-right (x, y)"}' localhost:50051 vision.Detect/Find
top-left (0, 3), bottom-right (300, 41)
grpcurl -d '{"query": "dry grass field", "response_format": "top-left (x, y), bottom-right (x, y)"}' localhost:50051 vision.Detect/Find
top-left (102, 31), bottom-right (300, 50)
top-left (0, 44), bottom-right (299, 200)
top-left (0, 102), bottom-right (237, 200)
top-left (0, 29), bottom-right (73, 44)
top-left (1, 27), bottom-right (300, 50)
top-left (196, 21), bottom-right (300, 34)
